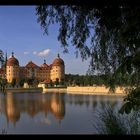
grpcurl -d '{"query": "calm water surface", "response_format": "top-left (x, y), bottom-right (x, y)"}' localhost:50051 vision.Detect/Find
top-left (0, 92), bottom-right (124, 134)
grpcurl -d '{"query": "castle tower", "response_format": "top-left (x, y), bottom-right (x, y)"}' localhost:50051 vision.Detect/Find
top-left (50, 54), bottom-right (65, 83)
top-left (6, 52), bottom-right (20, 83)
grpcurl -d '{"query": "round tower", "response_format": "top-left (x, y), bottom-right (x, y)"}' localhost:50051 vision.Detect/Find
top-left (51, 54), bottom-right (65, 83)
top-left (6, 52), bottom-right (19, 83)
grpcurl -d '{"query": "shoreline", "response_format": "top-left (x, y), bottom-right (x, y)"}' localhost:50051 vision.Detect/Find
top-left (66, 86), bottom-right (126, 96)
top-left (66, 91), bottom-right (126, 96)
top-left (40, 86), bottom-right (127, 96)
top-left (1, 86), bottom-right (127, 96)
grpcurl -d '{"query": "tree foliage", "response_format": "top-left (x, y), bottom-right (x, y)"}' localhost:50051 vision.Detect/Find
top-left (19, 79), bottom-right (25, 87)
top-left (55, 78), bottom-right (59, 86)
top-left (119, 87), bottom-right (140, 114)
top-left (36, 6), bottom-right (140, 86)
top-left (11, 78), bottom-right (16, 87)
top-left (36, 6), bottom-right (140, 112)
top-left (0, 50), bottom-right (4, 68)
top-left (65, 73), bottom-right (108, 86)
top-left (26, 78), bottom-right (35, 87)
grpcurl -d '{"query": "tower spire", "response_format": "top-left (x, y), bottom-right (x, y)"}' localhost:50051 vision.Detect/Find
top-left (57, 53), bottom-right (60, 58)
top-left (44, 59), bottom-right (46, 64)
top-left (12, 51), bottom-right (14, 57)
top-left (4, 51), bottom-right (7, 71)
top-left (5, 51), bottom-right (7, 61)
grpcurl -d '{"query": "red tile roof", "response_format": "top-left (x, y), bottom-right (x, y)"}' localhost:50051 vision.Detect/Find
top-left (7, 56), bottom-right (19, 66)
top-left (43, 79), bottom-right (51, 84)
top-left (52, 58), bottom-right (64, 66)
top-left (40, 63), bottom-right (49, 68)
top-left (25, 61), bottom-right (39, 68)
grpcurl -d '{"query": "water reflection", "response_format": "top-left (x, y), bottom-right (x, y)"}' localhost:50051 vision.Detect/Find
top-left (1, 92), bottom-right (65, 126)
top-left (6, 93), bottom-right (20, 126)
top-left (66, 94), bottom-right (122, 110)
top-left (0, 93), bottom-right (123, 134)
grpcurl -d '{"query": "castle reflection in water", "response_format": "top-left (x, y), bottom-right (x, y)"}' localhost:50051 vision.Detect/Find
top-left (0, 93), bottom-right (65, 126)
top-left (0, 93), bottom-right (122, 129)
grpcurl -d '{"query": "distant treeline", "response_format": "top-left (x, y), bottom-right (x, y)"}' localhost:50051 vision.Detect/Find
top-left (65, 73), bottom-right (131, 87)
top-left (65, 74), bottom-right (107, 86)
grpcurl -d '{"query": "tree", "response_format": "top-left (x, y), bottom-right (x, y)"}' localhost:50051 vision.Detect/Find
top-left (0, 77), bottom-right (3, 90)
top-left (0, 50), bottom-right (4, 69)
top-left (55, 78), bottom-right (59, 86)
top-left (60, 78), bottom-right (65, 86)
top-left (50, 80), bottom-right (53, 87)
top-left (0, 78), bottom-right (7, 92)
top-left (19, 79), bottom-right (25, 87)
top-left (11, 78), bottom-right (16, 88)
top-left (36, 6), bottom-right (140, 85)
top-left (36, 6), bottom-right (140, 111)
top-left (33, 79), bottom-right (39, 87)
top-left (27, 78), bottom-right (34, 87)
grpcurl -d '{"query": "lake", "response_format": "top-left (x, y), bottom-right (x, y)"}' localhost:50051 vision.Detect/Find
top-left (0, 92), bottom-right (124, 134)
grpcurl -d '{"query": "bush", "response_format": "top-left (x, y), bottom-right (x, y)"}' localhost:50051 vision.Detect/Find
top-left (93, 105), bottom-right (140, 134)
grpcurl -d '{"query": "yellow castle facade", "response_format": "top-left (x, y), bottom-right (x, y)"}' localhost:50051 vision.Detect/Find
top-left (6, 52), bottom-right (65, 84)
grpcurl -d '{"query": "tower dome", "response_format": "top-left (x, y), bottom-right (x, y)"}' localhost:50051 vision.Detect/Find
top-left (52, 54), bottom-right (64, 66)
top-left (7, 52), bottom-right (19, 66)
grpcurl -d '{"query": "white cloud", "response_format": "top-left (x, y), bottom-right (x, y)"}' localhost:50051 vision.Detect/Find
top-left (23, 51), bottom-right (29, 55)
top-left (33, 51), bottom-right (37, 55)
top-left (38, 49), bottom-right (51, 57)
top-left (33, 49), bottom-right (51, 57)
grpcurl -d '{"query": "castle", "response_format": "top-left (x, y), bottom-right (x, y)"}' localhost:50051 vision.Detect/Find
top-left (5, 52), bottom-right (65, 84)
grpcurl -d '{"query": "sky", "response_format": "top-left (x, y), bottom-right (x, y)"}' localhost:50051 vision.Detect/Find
top-left (0, 6), bottom-right (90, 75)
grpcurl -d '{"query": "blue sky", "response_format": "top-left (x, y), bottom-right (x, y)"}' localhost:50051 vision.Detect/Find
top-left (0, 6), bottom-right (90, 75)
